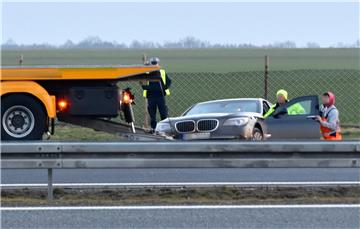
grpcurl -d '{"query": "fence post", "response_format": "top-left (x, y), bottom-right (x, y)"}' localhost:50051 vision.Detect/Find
top-left (264, 55), bottom-right (269, 100)
top-left (142, 54), bottom-right (149, 128)
top-left (19, 54), bottom-right (23, 67)
top-left (47, 168), bottom-right (53, 200)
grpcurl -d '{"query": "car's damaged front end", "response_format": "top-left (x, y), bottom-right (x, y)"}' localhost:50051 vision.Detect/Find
top-left (156, 113), bottom-right (261, 140)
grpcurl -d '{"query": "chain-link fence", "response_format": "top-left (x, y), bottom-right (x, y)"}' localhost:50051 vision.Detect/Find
top-left (122, 69), bottom-right (360, 126)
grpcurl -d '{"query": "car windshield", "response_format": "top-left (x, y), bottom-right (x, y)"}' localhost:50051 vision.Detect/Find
top-left (184, 100), bottom-right (260, 116)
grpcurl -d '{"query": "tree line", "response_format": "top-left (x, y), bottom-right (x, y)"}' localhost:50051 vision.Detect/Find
top-left (2, 36), bottom-right (359, 49)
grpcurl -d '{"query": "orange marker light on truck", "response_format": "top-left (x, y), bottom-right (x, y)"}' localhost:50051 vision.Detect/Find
top-left (123, 92), bottom-right (131, 104)
top-left (58, 100), bottom-right (68, 110)
top-left (121, 88), bottom-right (135, 105)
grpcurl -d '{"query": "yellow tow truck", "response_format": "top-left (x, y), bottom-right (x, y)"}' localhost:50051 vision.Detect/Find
top-left (0, 65), bottom-right (161, 141)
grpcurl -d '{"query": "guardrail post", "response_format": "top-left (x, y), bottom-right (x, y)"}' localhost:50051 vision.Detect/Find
top-left (47, 168), bottom-right (53, 200)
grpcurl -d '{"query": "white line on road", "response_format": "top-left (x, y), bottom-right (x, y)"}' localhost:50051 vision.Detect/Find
top-left (1, 204), bottom-right (360, 211)
top-left (1, 181), bottom-right (359, 188)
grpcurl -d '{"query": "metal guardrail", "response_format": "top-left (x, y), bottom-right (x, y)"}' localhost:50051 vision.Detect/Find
top-left (1, 141), bottom-right (360, 200)
top-left (2, 141), bottom-right (360, 169)
top-left (2, 181), bottom-right (360, 189)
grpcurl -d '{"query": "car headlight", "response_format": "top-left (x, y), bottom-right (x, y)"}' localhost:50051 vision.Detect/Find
top-left (223, 117), bottom-right (249, 126)
top-left (155, 122), bottom-right (171, 132)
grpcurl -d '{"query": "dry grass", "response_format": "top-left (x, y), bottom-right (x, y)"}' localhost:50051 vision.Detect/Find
top-left (2, 186), bottom-right (360, 206)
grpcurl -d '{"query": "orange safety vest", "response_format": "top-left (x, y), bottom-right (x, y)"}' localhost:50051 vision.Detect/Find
top-left (320, 108), bottom-right (342, 140)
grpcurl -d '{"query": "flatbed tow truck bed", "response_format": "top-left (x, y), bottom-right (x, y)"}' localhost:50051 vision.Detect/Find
top-left (1, 65), bottom-right (160, 80)
top-left (1, 65), bottom-right (168, 141)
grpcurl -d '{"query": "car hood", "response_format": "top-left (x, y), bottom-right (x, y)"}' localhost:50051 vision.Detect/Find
top-left (160, 112), bottom-right (262, 124)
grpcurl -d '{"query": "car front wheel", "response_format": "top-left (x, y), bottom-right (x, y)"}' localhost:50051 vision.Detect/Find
top-left (252, 127), bottom-right (263, 141)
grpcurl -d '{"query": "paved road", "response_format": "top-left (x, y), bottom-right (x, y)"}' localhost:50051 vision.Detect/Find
top-left (2, 205), bottom-right (359, 229)
top-left (1, 168), bottom-right (359, 184)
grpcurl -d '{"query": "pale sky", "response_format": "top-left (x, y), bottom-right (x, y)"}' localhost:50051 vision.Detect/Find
top-left (1, 1), bottom-right (359, 47)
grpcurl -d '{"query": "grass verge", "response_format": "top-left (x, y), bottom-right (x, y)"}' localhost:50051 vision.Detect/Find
top-left (2, 186), bottom-right (359, 206)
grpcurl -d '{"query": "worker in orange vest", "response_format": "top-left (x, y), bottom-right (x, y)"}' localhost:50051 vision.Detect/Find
top-left (315, 92), bottom-right (342, 140)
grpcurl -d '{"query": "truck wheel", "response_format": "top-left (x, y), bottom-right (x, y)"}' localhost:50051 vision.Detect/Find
top-left (1, 94), bottom-right (46, 140)
top-left (252, 127), bottom-right (263, 141)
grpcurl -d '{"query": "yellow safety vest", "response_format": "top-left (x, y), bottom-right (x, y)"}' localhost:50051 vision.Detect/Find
top-left (263, 102), bottom-right (305, 118)
top-left (143, 69), bottom-right (170, 97)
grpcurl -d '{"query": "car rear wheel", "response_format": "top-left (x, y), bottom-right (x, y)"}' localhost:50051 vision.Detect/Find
top-left (1, 94), bottom-right (46, 141)
top-left (252, 127), bottom-right (263, 141)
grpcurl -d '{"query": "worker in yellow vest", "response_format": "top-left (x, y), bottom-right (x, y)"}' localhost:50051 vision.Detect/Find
top-left (264, 89), bottom-right (305, 118)
top-left (141, 57), bottom-right (172, 131)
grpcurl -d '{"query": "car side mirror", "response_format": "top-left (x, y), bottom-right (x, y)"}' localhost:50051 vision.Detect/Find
top-left (272, 107), bottom-right (287, 118)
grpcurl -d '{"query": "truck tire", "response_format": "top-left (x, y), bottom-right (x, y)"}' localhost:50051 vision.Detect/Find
top-left (1, 94), bottom-right (46, 140)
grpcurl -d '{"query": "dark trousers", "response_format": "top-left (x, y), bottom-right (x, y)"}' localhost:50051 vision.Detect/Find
top-left (147, 96), bottom-right (168, 129)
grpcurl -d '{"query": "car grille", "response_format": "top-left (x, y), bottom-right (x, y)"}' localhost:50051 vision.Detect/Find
top-left (175, 121), bottom-right (195, 133)
top-left (197, 119), bottom-right (219, 132)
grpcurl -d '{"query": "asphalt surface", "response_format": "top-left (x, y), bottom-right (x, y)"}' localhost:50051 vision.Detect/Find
top-left (1, 168), bottom-right (359, 184)
top-left (2, 169), bottom-right (359, 229)
top-left (2, 205), bottom-right (360, 229)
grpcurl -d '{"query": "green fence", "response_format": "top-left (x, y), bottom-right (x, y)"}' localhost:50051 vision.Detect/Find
top-left (121, 69), bottom-right (360, 126)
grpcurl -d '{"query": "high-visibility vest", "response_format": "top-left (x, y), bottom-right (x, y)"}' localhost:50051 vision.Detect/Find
top-left (320, 108), bottom-right (342, 140)
top-left (264, 102), bottom-right (305, 118)
top-left (143, 69), bottom-right (170, 97)
top-left (264, 104), bottom-right (277, 118)
top-left (287, 103), bottom-right (306, 115)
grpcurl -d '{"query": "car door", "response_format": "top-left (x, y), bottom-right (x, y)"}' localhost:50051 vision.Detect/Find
top-left (264, 95), bottom-right (321, 140)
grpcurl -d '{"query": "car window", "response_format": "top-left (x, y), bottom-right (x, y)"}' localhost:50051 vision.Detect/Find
top-left (286, 100), bottom-right (311, 115)
top-left (262, 101), bottom-right (270, 115)
top-left (185, 100), bottom-right (260, 116)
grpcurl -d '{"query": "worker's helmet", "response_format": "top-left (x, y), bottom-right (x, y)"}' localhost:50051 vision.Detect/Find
top-left (276, 89), bottom-right (288, 101)
top-left (323, 91), bottom-right (335, 106)
top-left (149, 57), bottom-right (160, 65)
